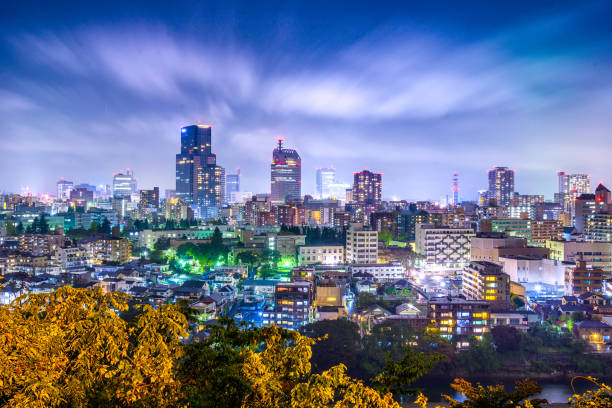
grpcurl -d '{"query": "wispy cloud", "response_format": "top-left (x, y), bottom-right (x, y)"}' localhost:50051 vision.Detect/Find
top-left (1, 9), bottom-right (612, 199)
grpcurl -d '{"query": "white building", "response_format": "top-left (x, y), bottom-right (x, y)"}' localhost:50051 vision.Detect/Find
top-left (349, 262), bottom-right (405, 281)
top-left (299, 245), bottom-right (344, 265)
top-left (415, 224), bottom-right (474, 269)
top-left (54, 247), bottom-right (88, 272)
top-left (498, 255), bottom-right (566, 286)
top-left (345, 223), bottom-right (378, 264)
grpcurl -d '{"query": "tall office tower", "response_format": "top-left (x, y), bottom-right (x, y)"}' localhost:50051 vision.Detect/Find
top-left (271, 139), bottom-right (301, 203)
top-left (56, 179), bottom-right (73, 200)
top-left (112, 170), bottom-right (137, 198)
top-left (175, 125), bottom-right (222, 215)
top-left (214, 165), bottom-right (225, 207)
top-left (452, 172), bottom-right (459, 205)
top-left (225, 169), bottom-right (240, 203)
top-left (487, 166), bottom-right (514, 206)
top-left (139, 187), bottom-right (160, 209)
top-left (352, 170), bottom-right (382, 205)
top-left (316, 167), bottom-right (336, 199)
top-left (556, 172), bottom-right (591, 218)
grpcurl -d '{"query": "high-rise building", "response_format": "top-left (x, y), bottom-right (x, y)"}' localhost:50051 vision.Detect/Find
top-left (316, 168), bottom-right (336, 199)
top-left (352, 170), bottom-right (382, 206)
top-left (56, 179), bottom-right (73, 200)
top-left (556, 172), bottom-right (591, 217)
top-left (558, 172), bottom-right (591, 197)
top-left (271, 139), bottom-right (301, 203)
top-left (175, 125), bottom-right (223, 215)
top-left (214, 165), bottom-right (225, 207)
top-left (113, 170), bottom-right (137, 198)
top-left (139, 187), bottom-right (160, 211)
top-left (487, 167), bottom-right (514, 206)
top-left (575, 194), bottom-right (606, 234)
top-left (225, 169), bottom-right (240, 203)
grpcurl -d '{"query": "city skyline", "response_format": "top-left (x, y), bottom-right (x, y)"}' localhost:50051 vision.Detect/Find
top-left (2, 1), bottom-right (612, 199)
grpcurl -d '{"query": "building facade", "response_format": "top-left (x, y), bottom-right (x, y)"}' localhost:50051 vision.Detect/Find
top-left (299, 245), bottom-right (344, 265)
top-left (565, 259), bottom-right (603, 296)
top-left (415, 224), bottom-right (474, 269)
top-left (345, 223), bottom-right (378, 264)
top-left (428, 297), bottom-right (490, 347)
top-left (462, 261), bottom-right (511, 310)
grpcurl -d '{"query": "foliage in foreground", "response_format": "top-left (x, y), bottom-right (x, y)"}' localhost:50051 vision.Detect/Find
top-left (568, 377), bottom-right (612, 408)
top-left (0, 286), bottom-right (188, 408)
top-left (1, 287), bottom-right (611, 408)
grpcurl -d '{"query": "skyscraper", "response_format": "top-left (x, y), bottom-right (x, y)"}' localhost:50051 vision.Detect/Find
top-left (56, 179), bottom-right (73, 200)
top-left (487, 167), bottom-right (514, 206)
top-left (226, 169), bottom-right (240, 203)
top-left (271, 139), bottom-right (301, 203)
top-left (175, 125), bottom-right (223, 216)
top-left (352, 170), bottom-right (382, 205)
top-left (316, 168), bottom-right (336, 199)
top-left (556, 171), bottom-right (591, 218)
top-left (112, 170), bottom-right (137, 198)
top-left (214, 165), bottom-right (225, 208)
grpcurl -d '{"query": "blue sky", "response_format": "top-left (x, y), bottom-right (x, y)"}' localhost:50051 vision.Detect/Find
top-left (1, 1), bottom-right (612, 201)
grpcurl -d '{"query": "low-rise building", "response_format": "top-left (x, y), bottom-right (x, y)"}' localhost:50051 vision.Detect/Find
top-left (546, 240), bottom-right (612, 274)
top-left (498, 255), bottom-right (566, 286)
top-left (565, 260), bottom-right (603, 296)
top-left (573, 320), bottom-right (612, 352)
top-left (427, 297), bottom-right (490, 347)
top-left (264, 281), bottom-right (314, 329)
top-left (470, 233), bottom-right (549, 263)
top-left (349, 262), bottom-right (405, 281)
top-left (490, 310), bottom-right (539, 331)
top-left (81, 237), bottom-right (132, 265)
top-left (298, 245), bottom-right (344, 265)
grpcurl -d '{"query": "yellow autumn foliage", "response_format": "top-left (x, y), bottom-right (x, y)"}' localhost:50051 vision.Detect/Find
top-left (240, 324), bottom-right (401, 408)
top-left (0, 286), bottom-right (188, 408)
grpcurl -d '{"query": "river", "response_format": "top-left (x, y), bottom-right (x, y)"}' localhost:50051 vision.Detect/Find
top-left (414, 379), bottom-right (599, 403)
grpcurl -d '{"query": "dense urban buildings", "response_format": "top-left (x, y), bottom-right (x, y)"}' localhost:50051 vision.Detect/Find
top-left (3, 122), bottom-right (612, 370)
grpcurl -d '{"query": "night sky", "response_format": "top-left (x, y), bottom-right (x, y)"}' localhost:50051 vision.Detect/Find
top-left (2, 1), bottom-right (612, 201)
